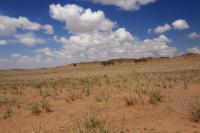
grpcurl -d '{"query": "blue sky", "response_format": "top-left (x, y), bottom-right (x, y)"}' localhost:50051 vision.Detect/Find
top-left (0, 0), bottom-right (200, 69)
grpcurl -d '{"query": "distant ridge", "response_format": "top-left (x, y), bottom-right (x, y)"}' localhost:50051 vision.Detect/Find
top-left (74, 53), bottom-right (200, 65)
top-left (1, 53), bottom-right (199, 71)
top-left (180, 53), bottom-right (200, 58)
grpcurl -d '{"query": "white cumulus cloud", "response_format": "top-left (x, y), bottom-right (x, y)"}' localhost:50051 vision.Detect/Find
top-left (0, 40), bottom-right (8, 45)
top-left (150, 19), bottom-right (190, 34)
top-left (0, 53), bottom-right (57, 69)
top-left (92, 0), bottom-right (156, 11)
top-left (0, 4), bottom-right (178, 69)
top-left (48, 30), bottom-right (176, 63)
top-left (187, 46), bottom-right (200, 54)
top-left (49, 4), bottom-right (115, 33)
top-left (172, 19), bottom-right (190, 30)
top-left (43, 24), bottom-right (54, 34)
top-left (0, 15), bottom-right (54, 35)
top-left (188, 32), bottom-right (200, 39)
top-left (0, 31), bottom-right (177, 69)
top-left (15, 33), bottom-right (46, 47)
top-left (153, 24), bottom-right (171, 34)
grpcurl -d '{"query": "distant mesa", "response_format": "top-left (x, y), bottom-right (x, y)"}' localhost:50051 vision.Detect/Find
top-left (181, 53), bottom-right (200, 58)
top-left (3, 53), bottom-right (200, 71)
top-left (71, 53), bottom-right (200, 67)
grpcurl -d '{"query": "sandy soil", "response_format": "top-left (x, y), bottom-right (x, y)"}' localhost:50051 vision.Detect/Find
top-left (0, 54), bottom-right (200, 133)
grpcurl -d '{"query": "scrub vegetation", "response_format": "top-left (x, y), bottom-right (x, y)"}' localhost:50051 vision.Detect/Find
top-left (0, 53), bottom-right (200, 133)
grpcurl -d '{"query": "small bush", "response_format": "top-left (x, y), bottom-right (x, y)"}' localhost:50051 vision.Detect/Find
top-left (161, 80), bottom-right (167, 89)
top-left (124, 95), bottom-right (137, 106)
top-left (41, 99), bottom-right (52, 113)
top-left (3, 107), bottom-right (13, 119)
top-left (32, 124), bottom-right (47, 133)
top-left (70, 113), bottom-right (115, 133)
top-left (86, 89), bottom-right (90, 96)
top-left (31, 102), bottom-right (41, 114)
top-left (95, 91), bottom-right (111, 102)
top-left (184, 82), bottom-right (188, 90)
top-left (95, 95), bottom-right (103, 102)
top-left (148, 89), bottom-right (163, 104)
top-left (191, 101), bottom-right (200, 122)
top-left (82, 88), bottom-right (90, 96)
top-left (101, 60), bottom-right (115, 66)
top-left (134, 87), bottom-right (148, 95)
top-left (69, 92), bottom-right (82, 101)
top-left (85, 113), bottom-right (101, 129)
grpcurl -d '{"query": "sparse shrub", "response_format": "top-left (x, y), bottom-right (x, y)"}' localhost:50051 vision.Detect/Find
top-left (17, 103), bottom-right (21, 109)
top-left (3, 107), bottom-right (13, 119)
top-left (86, 89), bottom-right (90, 96)
top-left (95, 95), bottom-right (103, 102)
top-left (161, 81), bottom-right (167, 89)
top-left (148, 89), bottom-right (163, 104)
top-left (184, 82), bottom-right (188, 90)
top-left (82, 88), bottom-right (90, 96)
top-left (34, 82), bottom-right (44, 89)
top-left (169, 83), bottom-right (173, 89)
top-left (41, 99), bottom-right (52, 113)
top-left (191, 100), bottom-right (200, 122)
top-left (134, 87), bottom-right (148, 95)
top-left (95, 91), bottom-right (111, 102)
top-left (69, 92), bottom-right (82, 101)
top-left (101, 60), bottom-right (115, 66)
top-left (124, 94), bottom-right (137, 106)
top-left (0, 98), bottom-right (16, 106)
top-left (85, 113), bottom-right (101, 129)
top-left (69, 112), bottom-right (115, 133)
top-left (120, 113), bottom-right (126, 133)
top-left (32, 124), bottom-right (47, 133)
top-left (39, 89), bottom-right (51, 99)
top-left (31, 102), bottom-right (41, 114)
top-left (0, 98), bottom-right (8, 104)
top-left (124, 91), bottom-right (146, 106)
top-left (137, 91), bottom-right (145, 104)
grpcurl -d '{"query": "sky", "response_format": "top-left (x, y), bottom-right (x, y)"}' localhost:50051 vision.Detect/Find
top-left (0, 0), bottom-right (200, 69)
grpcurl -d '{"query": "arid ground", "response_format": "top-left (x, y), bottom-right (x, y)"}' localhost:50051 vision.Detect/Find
top-left (0, 53), bottom-right (200, 133)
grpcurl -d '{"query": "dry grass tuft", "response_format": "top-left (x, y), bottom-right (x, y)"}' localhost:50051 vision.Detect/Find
top-left (69, 112), bottom-right (116, 133)
top-left (191, 100), bottom-right (200, 122)
top-left (124, 94), bottom-right (137, 106)
top-left (32, 124), bottom-right (47, 133)
top-left (41, 99), bottom-right (53, 113)
top-left (148, 89), bottom-right (163, 104)
top-left (3, 107), bottom-right (13, 119)
top-left (30, 102), bottom-right (41, 115)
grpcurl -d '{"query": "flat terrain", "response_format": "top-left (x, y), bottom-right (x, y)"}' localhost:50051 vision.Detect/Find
top-left (0, 54), bottom-right (200, 133)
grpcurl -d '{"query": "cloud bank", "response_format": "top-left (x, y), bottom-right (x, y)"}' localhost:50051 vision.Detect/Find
top-left (188, 32), bottom-right (200, 39)
top-left (187, 46), bottom-right (200, 54)
top-left (0, 4), bottom-right (177, 69)
top-left (0, 4), bottom-right (194, 69)
top-left (15, 33), bottom-right (46, 47)
top-left (92, 0), bottom-right (156, 11)
top-left (150, 19), bottom-right (190, 34)
top-left (0, 40), bottom-right (7, 45)
top-left (0, 15), bottom-right (54, 36)
top-left (49, 4), bottom-right (115, 33)
top-left (153, 24), bottom-right (171, 34)
top-left (172, 19), bottom-right (190, 30)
